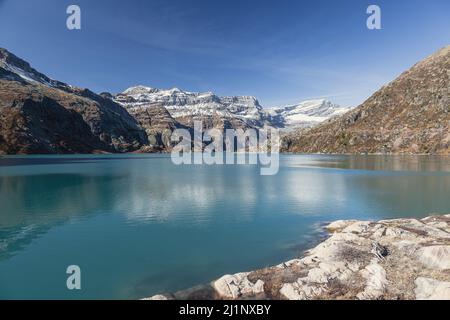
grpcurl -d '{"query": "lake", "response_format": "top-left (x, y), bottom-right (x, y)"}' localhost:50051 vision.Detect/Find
top-left (0, 154), bottom-right (449, 299)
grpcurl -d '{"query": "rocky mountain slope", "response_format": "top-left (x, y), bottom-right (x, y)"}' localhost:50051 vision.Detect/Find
top-left (283, 46), bottom-right (450, 154)
top-left (114, 85), bottom-right (275, 131)
top-left (0, 48), bottom-right (147, 154)
top-left (113, 86), bottom-right (347, 132)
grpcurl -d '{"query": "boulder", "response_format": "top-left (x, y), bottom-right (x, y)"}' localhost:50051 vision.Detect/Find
top-left (415, 277), bottom-right (450, 300)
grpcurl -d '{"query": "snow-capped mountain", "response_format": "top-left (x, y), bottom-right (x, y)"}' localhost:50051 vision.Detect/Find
top-left (114, 85), bottom-right (275, 129)
top-left (114, 86), bottom-right (350, 131)
top-left (1, 45), bottom-right (353, 153)
top-left (0, 48), bottom-right (71, 91)
top-left (270, 99), bottom-right (352, 130)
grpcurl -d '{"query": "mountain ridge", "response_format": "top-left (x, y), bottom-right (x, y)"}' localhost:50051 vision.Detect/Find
top-left (114, 85), bottom-right (348, 132)
top-left (0, 48), bottom-right (148, 154)
top-left (0, 47), bottom-right (346, 154)
top-left (283, 45), bottom-right (450, 154)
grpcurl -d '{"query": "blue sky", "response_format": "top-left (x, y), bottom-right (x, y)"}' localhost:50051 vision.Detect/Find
top-left (0, 0), bottom-right (449, 107)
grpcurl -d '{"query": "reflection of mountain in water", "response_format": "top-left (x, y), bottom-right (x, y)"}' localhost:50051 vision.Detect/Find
top-left (282, 155), bottom-right (450, 220)
top-left (0, 171), bottom-right (125, 260)
top-left (0, 156), bottom-right (263, 260)
top-left (302, 155), bottom-right (450, 172)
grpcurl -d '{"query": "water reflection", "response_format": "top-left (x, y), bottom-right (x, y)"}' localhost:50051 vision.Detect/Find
top-left (0, 173), bottom-right (125, 259)
top-left (285, 154), bottom-right (450, 172)
top-left (0, 154), bottom-right (449, 298)
top-left (1, 155), bottom-right (449, 258)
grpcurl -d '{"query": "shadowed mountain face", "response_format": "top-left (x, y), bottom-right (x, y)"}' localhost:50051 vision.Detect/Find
top-left (0, 48), bottom-right (148, 154)
top-left (283, 46), bottom-right (450, 154)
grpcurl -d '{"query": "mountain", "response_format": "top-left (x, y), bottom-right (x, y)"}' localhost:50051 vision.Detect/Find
top-left (0, 48), bottom-right (147, 154)
top-left (269, 99), bottom-right (351, 131)
top-left (112, 90), bottom-right (182, 151)
top-left (283, 46), bottom-right (450, 154)
top-left (0, 47), bottom-right (349, 154)
top-left (114, 86), bottom-right (348, 132)
top-left (113, 85), bottom-right (276, 131)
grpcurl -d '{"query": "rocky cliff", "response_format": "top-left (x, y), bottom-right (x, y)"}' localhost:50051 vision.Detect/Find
top-left (283, 46), bottom-right (450, 154)
top-left (114, 86), bottom-right (348, 133)
top-left (114, 86), bottom-right (270, 129)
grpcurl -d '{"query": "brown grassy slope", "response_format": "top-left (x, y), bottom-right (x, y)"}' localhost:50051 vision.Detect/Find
top-left (283, 46), bottom-right (450, 154)
top-left (0, 77), bottom-right (147, 154)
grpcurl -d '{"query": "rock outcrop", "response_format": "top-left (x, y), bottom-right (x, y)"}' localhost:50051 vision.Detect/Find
top-left (283, 46), bottom-right (450, 154)
top-left (2, 45), bottom-right (448, 155)
top-left (146, 214), bottom-right (450, 300)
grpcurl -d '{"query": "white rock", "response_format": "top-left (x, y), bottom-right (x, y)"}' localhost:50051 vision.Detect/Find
top-left (306, 232), bottom-right (366, 263)
top-left (371, 225), bottom-right (387, 238)
top-left (342, 221), bottom-right (372, 234)
top-left (392, 240), bottom-right (421, 254)
top-left (357, 260), bottom-right (388, 300)
top-left (326, 220), bottom-right (357, 232)
top-left (424, 221), bottom-right (448, 230)
top-left (213, 273), bottom-right (264, 299)
top-left (307, 267), bottom-right (330, 284)
top-left (415, 277), bottom-right (450, 300)
top-left (142, 294), bottom-right (169, 300)
top-left (384, 226), bottom-right (408, 237)
top-left (279, 280), bottom-right (327, 300)
top-left (280, 283), bottom-right (303, 300)
top-left (416, 245), bottom-right (450, 270)
top-left (276, 259), bottom-right (302, 269)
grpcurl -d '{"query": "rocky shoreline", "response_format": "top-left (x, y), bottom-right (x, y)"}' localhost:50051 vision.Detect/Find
top-left (145, 214), bottom-right (450, 300)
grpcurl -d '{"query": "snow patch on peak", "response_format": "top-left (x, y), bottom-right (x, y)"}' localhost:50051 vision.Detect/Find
top-left (114, 86), bottom-right (270, 128)
top-left (122, 85), bottom-right (159, 95)
top-left (273, 99), bottom-right (352, 130)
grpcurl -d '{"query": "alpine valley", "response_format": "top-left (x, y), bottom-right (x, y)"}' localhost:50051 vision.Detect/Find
top-left (0, 47), bottom-right (349, 154)
top-left (1, 45), bottom-right (449, 155)
top-left (283, 46), bottom-right (450, 154)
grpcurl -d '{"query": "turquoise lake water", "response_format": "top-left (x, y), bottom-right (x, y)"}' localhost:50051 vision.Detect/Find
top-left (0, 154), bottom-right (449, 299)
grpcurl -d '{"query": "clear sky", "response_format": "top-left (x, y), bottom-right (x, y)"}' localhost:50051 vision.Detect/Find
top-left (0, 0), bottom-right (449, 107)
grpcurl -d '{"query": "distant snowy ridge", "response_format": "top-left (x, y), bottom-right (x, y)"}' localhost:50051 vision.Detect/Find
top-left (270, 99), bottom-right (352, 130)
top-left (115, 86), bottom-right (353, 130)
top-left (114, 85), bottom-right (273, 129)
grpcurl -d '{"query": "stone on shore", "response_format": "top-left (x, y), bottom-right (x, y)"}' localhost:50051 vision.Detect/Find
top-left (213, 273), bottom-right (265, 299)
top-left (142, 294), bottom-right (170, 300)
